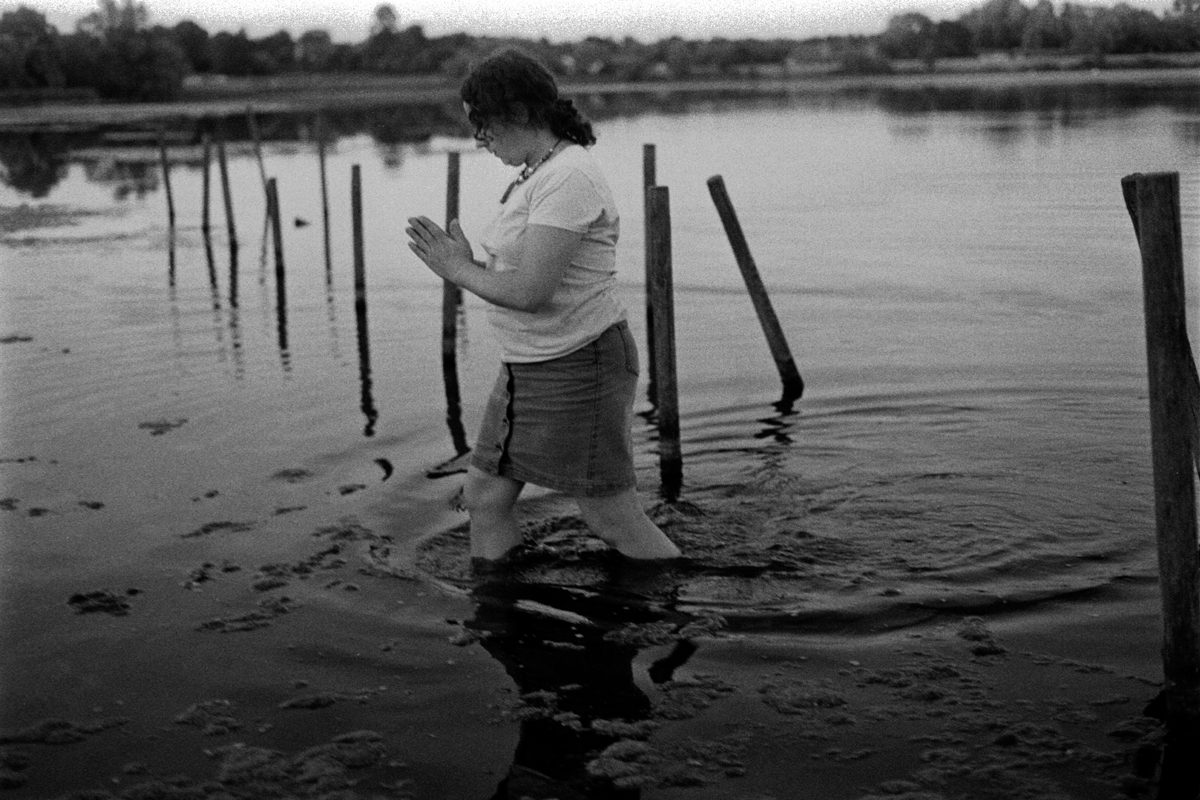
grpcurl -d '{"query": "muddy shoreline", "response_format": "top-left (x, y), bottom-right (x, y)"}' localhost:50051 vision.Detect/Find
top-left (0, 464), bottom-right (1176, 799)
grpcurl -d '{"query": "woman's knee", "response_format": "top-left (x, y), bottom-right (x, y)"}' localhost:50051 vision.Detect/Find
top-left (576, 489), bottom-right (641, 532)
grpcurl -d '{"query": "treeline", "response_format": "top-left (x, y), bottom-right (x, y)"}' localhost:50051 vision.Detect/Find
top-left (2, 0), bottom-right (1199, 102)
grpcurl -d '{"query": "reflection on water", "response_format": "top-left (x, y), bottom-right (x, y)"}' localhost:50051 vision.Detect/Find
top-left (467, 576), bottom-right (704, 799)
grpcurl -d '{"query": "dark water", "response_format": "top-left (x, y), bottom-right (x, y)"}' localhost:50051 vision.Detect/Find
top-left (1, 73), bottom-right (1197, 627)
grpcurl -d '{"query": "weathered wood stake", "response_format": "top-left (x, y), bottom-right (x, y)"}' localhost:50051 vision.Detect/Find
top-left (267, 177), bottom-right (285, 277)
top-left (1121, 171), bottom-right (1200, 726)
top-left (158, 130), bottom-right (176, 277)
top-left (643, 143), bottom-right (658, 402)
top-left (442, 152), bottom-right (470, 456)
top-left (316, 116), bottom-right (332, 279)
top-left (247, 106), bottom-right (268, 197)
top-left (200, 131), bottom-right (212, 236)
top-left (266, 177), bottom-right (288, 364)
top-left (351, 165), bottom-right (366, 304)
top-left (215, 128), bottom-right (237, 257)
top-left (647, 185), bottom-right (682, 502)
top-left (349, 164), bottom-right (377, 436)
top-left (706, 174), bottom-right (804, 409)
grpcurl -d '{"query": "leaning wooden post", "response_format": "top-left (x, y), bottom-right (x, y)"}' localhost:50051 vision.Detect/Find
top-left (441, 152), bottom-right (470, 456)
top-left (1121, 171), bottom-right (1200, 725)
top-left (643, 143), bottom-right (658, 402)
top-left (246, 105), bottom-right (268, 198)
top-left (648, 185), bottom-right (682, 503)
top-left (351, 165), bottom-right (366, 304)
top-left (215, 127), bottom-right (238, 256)
top-left (706, 175), bottom-right (804, 409)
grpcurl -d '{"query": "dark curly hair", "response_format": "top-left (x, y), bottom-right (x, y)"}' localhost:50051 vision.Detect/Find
top-left (460, 49), bottom-right (596, 147)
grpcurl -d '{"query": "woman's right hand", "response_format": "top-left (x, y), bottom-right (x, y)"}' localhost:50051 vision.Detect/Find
top-left (406, 217), bottom-right (475, 284)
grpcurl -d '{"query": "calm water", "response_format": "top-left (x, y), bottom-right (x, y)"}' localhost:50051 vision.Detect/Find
top-left (1, 76), bottom-right (1197, 626)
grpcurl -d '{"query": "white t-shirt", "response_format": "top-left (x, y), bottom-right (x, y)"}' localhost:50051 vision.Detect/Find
top-left (478, 143), bottom-right (626, 363)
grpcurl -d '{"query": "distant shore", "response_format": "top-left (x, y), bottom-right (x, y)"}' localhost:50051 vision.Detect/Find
top-left (0, 53), bottom-right (1197, 131)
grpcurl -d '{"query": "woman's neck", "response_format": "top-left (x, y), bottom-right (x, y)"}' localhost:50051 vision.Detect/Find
top-left (523, 130), bottom-right (562, 167)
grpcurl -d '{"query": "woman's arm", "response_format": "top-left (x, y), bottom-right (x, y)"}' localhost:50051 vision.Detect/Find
top-left (406, 216), bottom-right (582, 313)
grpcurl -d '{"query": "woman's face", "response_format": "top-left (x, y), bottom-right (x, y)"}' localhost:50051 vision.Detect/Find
top-left (464, 102), bottom-right (527, 167)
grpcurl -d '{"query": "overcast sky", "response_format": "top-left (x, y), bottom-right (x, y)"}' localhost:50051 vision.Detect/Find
top-left (24, 0), bottom-right (1178, 43)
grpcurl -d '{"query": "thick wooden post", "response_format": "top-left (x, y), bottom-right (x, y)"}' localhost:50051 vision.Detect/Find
top-left (1122, 171), bottom-right (1200, 725)
top-left (643, 143), bottom-right (658, 402)
top-left (442, 152), bottom-right (470, 456)
top-left (350, 164), bottom-right (377, 435)
top-left (266, 177), bottom-right (288, 364)
top-left (706, 175), bottom-right (804, 409)
top-left (648, 186), bottom-right (682, 502)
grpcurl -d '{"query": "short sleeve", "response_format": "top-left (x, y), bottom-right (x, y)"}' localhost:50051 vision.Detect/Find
top-left (527, 167), bottom-right (602, 233)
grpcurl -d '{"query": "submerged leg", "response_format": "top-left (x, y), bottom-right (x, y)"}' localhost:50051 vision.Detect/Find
top-left (462, 466), bottom-right (525, 561)
top-left (575, 488), bottom-right (681, 560)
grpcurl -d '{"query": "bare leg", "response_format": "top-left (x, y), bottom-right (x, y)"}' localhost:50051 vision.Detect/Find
top-left (462, 466), bottom-right (525, 561)
top-left (576, 488), bottom-right (682, 560)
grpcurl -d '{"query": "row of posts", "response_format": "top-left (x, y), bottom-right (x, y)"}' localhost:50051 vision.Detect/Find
top-left (158, 117), bottom-right (805, 501)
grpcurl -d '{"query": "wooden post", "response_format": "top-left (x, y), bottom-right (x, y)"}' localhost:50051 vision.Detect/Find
top-left (351, 165), bottom-right (365, 302)
top-left (247, 105), bottom-right (268, 197)
top-left (442, 152), bottom-right (470, 455)
top-left (349, 164), bottom-right (377, 436)
top-left (1121, 171), bottom-right (1200, 725)
top-left (643, 144), bottom-right (658, 402)
top-left (158, 130), bottom-right (176, 278)
top-left (706, 175), bottom-right (804, 409)
top-left (215, 127), bottom-right (238, 256)
top-left (317, 115), bottom-right (332, 280)
top-left (647, 186), bottom-right (682, 503)
top-left (267, 177), bottom-right (285, 278)
top-left (266, 177), bottom-right (288, 363)
top-left (200, 131), bottom-right (212, 237)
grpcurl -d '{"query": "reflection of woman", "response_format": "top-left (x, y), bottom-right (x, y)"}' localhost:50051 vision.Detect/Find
top-left (406, 50), bottom-right (680, 566)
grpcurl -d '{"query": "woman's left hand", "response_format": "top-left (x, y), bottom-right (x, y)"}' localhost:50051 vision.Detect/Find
top-left (406, 217), bottom-right (475, 283)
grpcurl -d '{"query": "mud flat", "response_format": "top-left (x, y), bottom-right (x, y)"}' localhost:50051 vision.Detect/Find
top-left (0, 470), bottom-right (1173, 800)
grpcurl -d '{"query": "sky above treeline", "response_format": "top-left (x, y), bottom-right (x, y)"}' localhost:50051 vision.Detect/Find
top-left (20, 0), bottom-right (1178, 43)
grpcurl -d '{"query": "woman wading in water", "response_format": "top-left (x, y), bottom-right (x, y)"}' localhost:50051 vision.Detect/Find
top-left (405, 49), bottom-right (681, 567)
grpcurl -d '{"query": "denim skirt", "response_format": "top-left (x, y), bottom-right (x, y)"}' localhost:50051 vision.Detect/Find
top-left (470, 320), bottom-right (640, 496)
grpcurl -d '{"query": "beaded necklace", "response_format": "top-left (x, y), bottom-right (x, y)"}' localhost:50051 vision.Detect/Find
top-left (500, 139), bottom-right (563, 203)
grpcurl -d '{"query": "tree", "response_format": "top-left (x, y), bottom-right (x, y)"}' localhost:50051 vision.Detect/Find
top-left (171, 19), bottom-right (210, 72)
top-left (372, 3), bottom-right (398, 36)
top-left (933, 21), bottom-right (975, 58)
top-left (256, 29), bottom-right (295, 71)
top-left (297, 29), bottom-right (334, 71)
top-left (77, 0), bottom-right (147, 37)
top-left (963, 0), bottom-right (1032, 50)
top-left (0, 6), bottom-right (65, 89)
top-left (1021, 0), bottom-right (1066, 50)
top-left (879, 12), bottom-right (935, 59)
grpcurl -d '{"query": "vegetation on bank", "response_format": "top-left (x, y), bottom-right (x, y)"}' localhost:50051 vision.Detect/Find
top-left (1, 0), bottom-right (1199, 103)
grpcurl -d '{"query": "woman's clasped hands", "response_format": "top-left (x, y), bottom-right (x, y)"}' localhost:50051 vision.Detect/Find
top-left (406, 216), bottom-right (476, 283)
